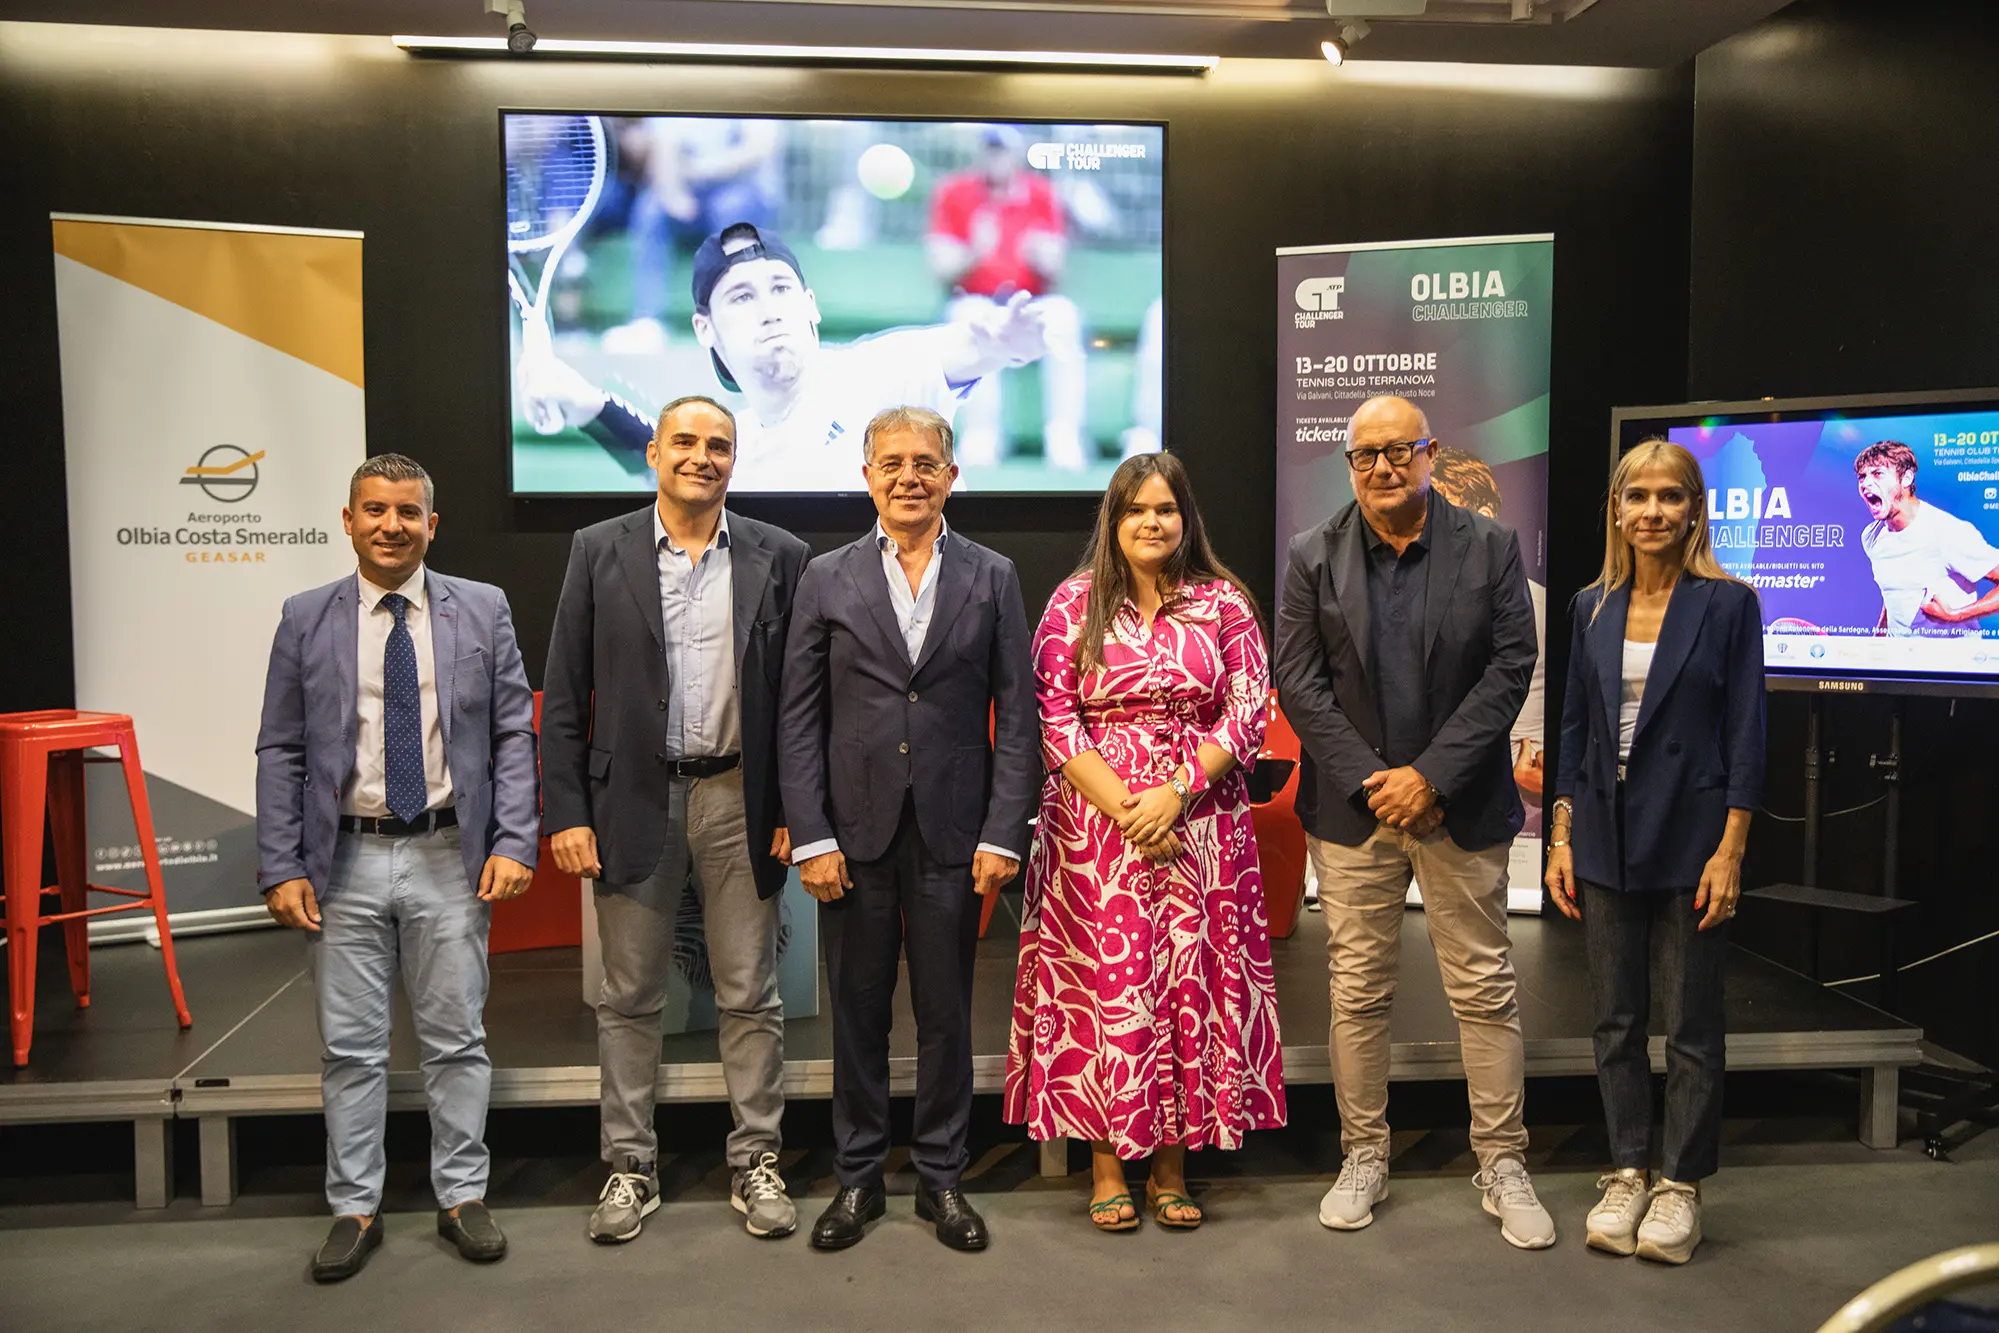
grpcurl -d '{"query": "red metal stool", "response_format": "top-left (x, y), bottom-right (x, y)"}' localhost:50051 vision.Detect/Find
top-left (1, 710), bottom-right (193, 1065)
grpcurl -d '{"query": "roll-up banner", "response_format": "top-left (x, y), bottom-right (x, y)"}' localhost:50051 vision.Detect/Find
top-left (52, 214), bottom-right (364, 941)
top-left (1275, 233), bottom-right (1553, 914)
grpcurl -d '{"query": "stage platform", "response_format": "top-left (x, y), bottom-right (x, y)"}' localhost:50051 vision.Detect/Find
top-left (0, 901), bottom-right (1921, 1208)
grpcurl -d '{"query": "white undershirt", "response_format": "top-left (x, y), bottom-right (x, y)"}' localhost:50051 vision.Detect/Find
top-left (1617, 638), bottom-right (1657, 765)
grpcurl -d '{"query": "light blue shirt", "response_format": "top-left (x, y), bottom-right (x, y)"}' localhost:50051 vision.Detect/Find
top-left (876, 519), bottom-right (948, 661)
top-left (653, 504), bottom-right (740, 761)
top-left (791, 518), bottom-right (1018, 866)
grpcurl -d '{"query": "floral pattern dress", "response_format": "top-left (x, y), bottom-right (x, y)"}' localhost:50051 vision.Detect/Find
top-left (1004, 574), bottom-right (1286, 1156)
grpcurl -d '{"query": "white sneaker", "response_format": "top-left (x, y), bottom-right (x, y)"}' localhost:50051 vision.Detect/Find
top-left (1318, 1145), bottom-right (1388, 1230)
top-left (1635, 1179), bottom-right (1702, 1265)
top-left (1474, 1158), bottom-right (1557, 1250)
top-left (1585, 1168), bottom-right (1650, 1256)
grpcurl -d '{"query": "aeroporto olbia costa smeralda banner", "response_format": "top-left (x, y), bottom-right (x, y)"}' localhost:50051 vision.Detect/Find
top-left (52, 214), bottom-right (364, 938)
top-left (1275, 233), bottom-right (1554, 914)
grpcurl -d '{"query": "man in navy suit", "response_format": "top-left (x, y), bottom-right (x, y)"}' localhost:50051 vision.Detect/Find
top-left (779, 405), bottom-right (1038, 1252)
top-left (256, 454), bottom-right (539, 1281)
top-left (1273, 395), bottom-right (1554, 1251)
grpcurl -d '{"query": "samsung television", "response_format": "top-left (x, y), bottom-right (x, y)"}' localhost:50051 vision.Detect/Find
top-left (1612, 388), bottom-right (1999, 696)
top-left (501, 112), bottom-right (1166, 495)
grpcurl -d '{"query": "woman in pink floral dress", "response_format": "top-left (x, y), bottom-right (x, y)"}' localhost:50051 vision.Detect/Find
top-left (1005, 453), bottom-right (1286, 1232)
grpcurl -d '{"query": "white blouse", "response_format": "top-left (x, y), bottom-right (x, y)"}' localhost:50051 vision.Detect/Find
top-left (1618, 638), bottom-right (1658, 765)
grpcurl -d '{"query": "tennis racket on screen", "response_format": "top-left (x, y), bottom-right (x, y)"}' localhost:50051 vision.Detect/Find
top-left (505, 113), bottom-right (608, 351)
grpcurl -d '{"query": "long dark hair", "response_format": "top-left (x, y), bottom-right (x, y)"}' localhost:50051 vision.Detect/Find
top-left (1072, 452), bottom-right (1259, 671)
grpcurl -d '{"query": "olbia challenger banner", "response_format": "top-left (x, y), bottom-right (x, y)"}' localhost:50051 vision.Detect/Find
top-left (1275, 233), bottom-right (1553, 913)
top-left (52, 214), bottom-right (364, 936)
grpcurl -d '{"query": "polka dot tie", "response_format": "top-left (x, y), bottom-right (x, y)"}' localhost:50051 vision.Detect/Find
top-left (380, 593), bottom-right (426, 824)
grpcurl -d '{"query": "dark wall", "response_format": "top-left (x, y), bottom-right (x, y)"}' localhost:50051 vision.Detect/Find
top-left (0, 26), bottom-right (1694, 722)
top-left (1690, 0), bottom-right (1999, 1061)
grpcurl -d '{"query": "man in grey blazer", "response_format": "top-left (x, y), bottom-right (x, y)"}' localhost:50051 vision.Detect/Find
top-left (542, 395), bottom-right (811, 1244)
top-left (779, 405), bottom-right (1038, 1253)
top-left (1273, 395), bottom-right (1554, 1251)
top-left (256, 453), bottom-right (539, 1282)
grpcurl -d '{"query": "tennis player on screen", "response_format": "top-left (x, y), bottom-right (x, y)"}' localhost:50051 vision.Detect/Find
top-left (1855, 440), bottom-right (1999, 633)
top-left (519, 223), bottom-right (1056, 490)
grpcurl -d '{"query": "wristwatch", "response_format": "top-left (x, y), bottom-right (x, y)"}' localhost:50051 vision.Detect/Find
top-left (1169, 775), bottom-right (1192, 803)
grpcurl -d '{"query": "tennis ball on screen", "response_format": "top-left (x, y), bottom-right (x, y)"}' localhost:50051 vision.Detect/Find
top-left (857, 143), bottom-right (916, 200)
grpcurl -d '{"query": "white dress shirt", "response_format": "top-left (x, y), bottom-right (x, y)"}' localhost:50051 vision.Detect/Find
top-left (792, 520), bottom-right (1018, 865)
top-left (342, 565), bottom-right (453, 818)
top-left (653, 504), bottom-right (741, 759)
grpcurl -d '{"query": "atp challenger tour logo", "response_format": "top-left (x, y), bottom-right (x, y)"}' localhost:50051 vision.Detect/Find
top-left (1028, 141), bottom-right (1148, 171)
top-left (111, 445), bottom-right (333, 564)
top-left (1293, 276), bottom-right (1346, 328)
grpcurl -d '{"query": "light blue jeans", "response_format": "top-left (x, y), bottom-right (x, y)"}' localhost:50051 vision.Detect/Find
top-left (310, 825), bottom-right (491, 1216)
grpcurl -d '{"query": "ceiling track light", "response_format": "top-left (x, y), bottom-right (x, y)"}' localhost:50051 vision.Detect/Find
top-left (396, 34), bottom-right (1218, 73)
top-left (1320, 16), bottom-right (1370, 65)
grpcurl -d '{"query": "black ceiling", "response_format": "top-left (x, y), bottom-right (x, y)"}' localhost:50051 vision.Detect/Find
top-left (0, 0), bottom-right (1792, 65)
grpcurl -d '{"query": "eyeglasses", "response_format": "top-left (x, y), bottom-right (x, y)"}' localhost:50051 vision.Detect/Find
top-left (1345, 439), bottom-right (1433, 471)
top-left (870, 459), bottom-right (948, 480)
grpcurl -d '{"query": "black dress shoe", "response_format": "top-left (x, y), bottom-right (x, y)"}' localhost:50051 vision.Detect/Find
top-left (311, 1214), bottom-right (383, 1283)
top-left (810, 1186), bottom-right (886, 1250)
top-left (915, 1185), bottom-right (989, 1252)
top-left (437, 1199), bottom-right (508, 1263)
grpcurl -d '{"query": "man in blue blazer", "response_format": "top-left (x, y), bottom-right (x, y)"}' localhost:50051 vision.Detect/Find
top-left (1273, 395), bottom-right (1554, 1250)
top-left (256, 454), bottom-right (538, 1282)
top-left (779, 405), bottom-right (1038, 1252)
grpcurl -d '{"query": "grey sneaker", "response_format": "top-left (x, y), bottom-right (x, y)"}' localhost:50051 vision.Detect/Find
top-left (1585, 1168), bottom-right (1650, 1256)
top-left (1474, 1158), bottom-right (1556, 1250)
top-left (1318, 1145), bottom-right (1389, 1230)
top-left (588, 1160), bottom-right (661, 1244)
top-left (1635, 1179), bottom-right (1702, 1265)
top-left (732, 1151), bottom-right (797, 1239)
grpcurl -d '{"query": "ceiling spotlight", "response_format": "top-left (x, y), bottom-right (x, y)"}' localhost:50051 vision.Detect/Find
top-left (1321, 18), bottom-right (1370, 65)
top-left (485, 0), bottom-right (536, 54)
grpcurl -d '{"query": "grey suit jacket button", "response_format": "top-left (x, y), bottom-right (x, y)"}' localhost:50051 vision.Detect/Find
top-left (908, 690), bottom-right (919, 702)
top-left (657, 699), bottom-right (668, 711)
top-left (899, 741), bottom-right (910, 754)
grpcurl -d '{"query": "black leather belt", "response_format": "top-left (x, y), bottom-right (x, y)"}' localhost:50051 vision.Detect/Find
top-left (663, 754), bottom-right (741, 779)
top-left (338, 807), bottom-right (459, 837)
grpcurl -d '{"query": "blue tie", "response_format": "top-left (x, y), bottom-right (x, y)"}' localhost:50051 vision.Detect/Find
top-left (380, 593), bottom-right (426, 823)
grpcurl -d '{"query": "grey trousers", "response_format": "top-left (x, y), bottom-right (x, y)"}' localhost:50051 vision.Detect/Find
top-left (1581, 880), bottom-right (1729, 1182)
top-left (595, 769), bottom-right (784, 1169)
top-left (310, 825), bottom-right (492, 1216)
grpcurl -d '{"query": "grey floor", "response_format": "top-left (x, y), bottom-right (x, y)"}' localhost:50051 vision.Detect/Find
top-left (3, 1127), bottom-right (1996, 1332)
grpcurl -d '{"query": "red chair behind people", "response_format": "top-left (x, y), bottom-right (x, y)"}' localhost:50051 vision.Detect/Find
top-left (0, 710), bottom-right (192, 1066)
top-left (486, 693), bottom-right (582, 954)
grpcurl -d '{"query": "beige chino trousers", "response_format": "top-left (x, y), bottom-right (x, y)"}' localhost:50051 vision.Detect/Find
top-left (1309, 823), bottom-right (1529, 1168)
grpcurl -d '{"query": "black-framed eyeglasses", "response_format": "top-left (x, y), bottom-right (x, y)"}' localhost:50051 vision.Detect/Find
top-left (1344, 439), bottom-right (1433, 471)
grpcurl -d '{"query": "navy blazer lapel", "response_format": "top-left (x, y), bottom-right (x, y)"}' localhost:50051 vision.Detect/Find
top-left (1330, 510), bottom-right (1373, 692)
top-left (1422, 496), bottom-right (1468, 662)
top-left (728, 517), bottom-right (772, 672)
top-left (911, 536), bottom-right (973, 680)
top-left (430, 574), bottom-right (458, 749)
top-left (1592, 585), bottom-right (1629, 762)
top-left (1633, 577), bottom-right (1714, 743)
top-left (616, 508), bottom-right (667, 657)
top-left (846, 536), bottom-right (912, 669)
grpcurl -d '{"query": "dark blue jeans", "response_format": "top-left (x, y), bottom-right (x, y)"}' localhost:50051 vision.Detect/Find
top-left (1581, 881), bottom-right (1729, 1182)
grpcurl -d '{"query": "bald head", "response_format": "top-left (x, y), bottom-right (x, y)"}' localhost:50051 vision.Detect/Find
top-left (1346, 394), bottom-right (1437, 531)
top-left (1349, 395), bottom-right (1431, 442)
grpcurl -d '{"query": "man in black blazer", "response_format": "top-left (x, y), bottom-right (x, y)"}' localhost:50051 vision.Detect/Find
top-left (542, 395), bottom-right (811, 1244)
top-left (1273, 395), bottom-right (1554, 1251)
top-left (779, 405), bottom-right (1037, 1252)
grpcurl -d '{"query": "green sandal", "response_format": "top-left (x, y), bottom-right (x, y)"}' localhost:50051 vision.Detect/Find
top-left (1146, 1185), bottom-right (1204, 1230)
top-left (1090, 1192), bottom-right (1141, 1232)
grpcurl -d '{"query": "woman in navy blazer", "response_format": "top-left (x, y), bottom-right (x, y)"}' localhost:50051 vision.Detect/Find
top-left (1546, 438), bottom-right (1765, 1267)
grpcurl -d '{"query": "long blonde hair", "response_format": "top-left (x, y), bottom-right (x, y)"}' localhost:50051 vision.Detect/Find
top-left (1586, 438), bottom-right (1739, 620)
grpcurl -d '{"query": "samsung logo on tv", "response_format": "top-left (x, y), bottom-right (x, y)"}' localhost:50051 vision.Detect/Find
top-left (1815, 681), bottom-right (1869, 692)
